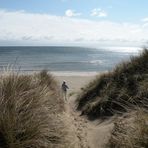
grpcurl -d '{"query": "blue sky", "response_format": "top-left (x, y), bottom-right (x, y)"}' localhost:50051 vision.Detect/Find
top-left (0, 0), bottom-right (148, 46)
top-left (0, 0), bottom-right (148, 22)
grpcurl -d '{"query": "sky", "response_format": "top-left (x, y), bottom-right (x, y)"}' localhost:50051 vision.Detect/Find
top-left (0, 0), bottom-right (148, 47)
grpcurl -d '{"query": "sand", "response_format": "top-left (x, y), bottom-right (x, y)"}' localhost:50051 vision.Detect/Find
top-left (56, 75), bottom-right (94, 92)
top-left (56, 75), bottom-right (114, 148)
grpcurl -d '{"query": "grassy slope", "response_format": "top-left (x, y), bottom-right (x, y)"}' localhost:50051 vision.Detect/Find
top-left (76, 49), bottom-right (148, 119)
top-left (0, 70), bottom-right (69, 148)
top-left (108, 110), bottom-right (148, 148)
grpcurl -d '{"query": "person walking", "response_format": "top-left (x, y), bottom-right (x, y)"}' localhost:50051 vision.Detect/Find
top-left (61, 81), bottom-right (69, 101)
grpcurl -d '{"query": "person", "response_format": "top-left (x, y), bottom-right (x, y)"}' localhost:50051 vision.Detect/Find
top-left (61, 81), bottom-right (69, 101)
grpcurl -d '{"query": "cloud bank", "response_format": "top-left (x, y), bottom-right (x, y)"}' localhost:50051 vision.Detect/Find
top-left (0, 9), bottom-right (148, 46)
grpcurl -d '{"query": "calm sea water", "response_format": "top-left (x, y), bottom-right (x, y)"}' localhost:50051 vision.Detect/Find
top-left (0, 46), bottom-right (138, 73)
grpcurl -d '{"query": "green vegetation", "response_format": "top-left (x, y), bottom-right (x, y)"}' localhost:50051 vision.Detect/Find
top-left (0, 70), bottom-right (68, 148)
top-left (76, 49), bottom-right (148, 119)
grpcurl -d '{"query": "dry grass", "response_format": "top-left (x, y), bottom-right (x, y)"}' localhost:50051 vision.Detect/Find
top-left (76, 49), bottom-right (148, 119)
top-left (0, 70), bottom-right (69, 148)
top-left (108, 110), bottom-right (148, 148)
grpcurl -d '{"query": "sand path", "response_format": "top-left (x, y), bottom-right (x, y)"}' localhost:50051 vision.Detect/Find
top-left (67, 97), bottom-right (89, 148)
top-left (57, 76), bottom-right (113, 148)
top-left (66, 95), bottom-right (113, 148)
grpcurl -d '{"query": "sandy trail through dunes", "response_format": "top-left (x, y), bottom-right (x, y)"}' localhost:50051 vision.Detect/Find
top-left (57, 76), bottom-right (113, 148)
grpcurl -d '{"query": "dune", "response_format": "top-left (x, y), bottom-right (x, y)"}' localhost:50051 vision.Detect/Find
top-left (0, 70), bottom-right (72, 148)
top-left (70, 49), bottom-right (148, 148)
top-left (0, 70), bottom-right (113, 148)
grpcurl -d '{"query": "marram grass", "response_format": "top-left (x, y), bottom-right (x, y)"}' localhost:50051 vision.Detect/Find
top-left (0, 70), bottom-right (68, 148)
top-left (76, 49), bottom-right (148, 119)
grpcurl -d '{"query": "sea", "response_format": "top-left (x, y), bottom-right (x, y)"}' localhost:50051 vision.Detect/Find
top-left (0, 46), bottom-right (140, 75)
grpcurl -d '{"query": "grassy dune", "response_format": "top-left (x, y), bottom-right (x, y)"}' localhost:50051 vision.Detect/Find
top-left (76, 49), bottom-right (148, 119)
top-left (108, 110), bottom-right (148, 148)
top-left (76, 48), bottom-right (148, 147)
top-left (0, 70), bottom-right (69, 148)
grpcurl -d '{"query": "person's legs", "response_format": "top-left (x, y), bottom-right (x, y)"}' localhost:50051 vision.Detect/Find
top-left (64, 91), bottom-right (67, 101)
top-left (62, 90), bottom-right (67, 102)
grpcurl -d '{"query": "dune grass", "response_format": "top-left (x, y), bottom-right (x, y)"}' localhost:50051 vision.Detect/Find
top-left (76, 49), bottom-right (148, 119)
top-left (0, 70), bottom-right (69, 148)
top-left (108, 110), bottom-right (148, 148)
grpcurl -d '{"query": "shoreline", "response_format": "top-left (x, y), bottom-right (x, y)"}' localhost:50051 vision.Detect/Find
top-left (0, 70), bottom-right (104, 77)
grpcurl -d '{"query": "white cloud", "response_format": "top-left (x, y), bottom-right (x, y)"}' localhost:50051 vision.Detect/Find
top-left (0, 9), bottom-right (148, 46)
top-left (91, 8), bottom-right (107, 17)
top-left (143, 23), bottom-right (148, 28)
top-left (141, 17), bottom-right (148, 22)
top-left (65, 9), bottom-right (81, 17)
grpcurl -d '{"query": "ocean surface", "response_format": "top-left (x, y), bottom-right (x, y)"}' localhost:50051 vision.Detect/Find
top-left (0, 46), bottom-right (139, 74)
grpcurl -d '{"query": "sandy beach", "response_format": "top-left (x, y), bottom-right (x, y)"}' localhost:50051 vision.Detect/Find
top-left (55, 71), bottom-right (105, 95)
top-left (56, 75), bottom-right (94, 92)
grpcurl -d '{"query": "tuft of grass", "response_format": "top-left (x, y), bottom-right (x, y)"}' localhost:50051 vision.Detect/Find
top-left (76, 49), bottom-right (148, 119)
top-left (108, 110), bottom-right (148, 148)
top-left (0, 70), bottom-right (68, 148)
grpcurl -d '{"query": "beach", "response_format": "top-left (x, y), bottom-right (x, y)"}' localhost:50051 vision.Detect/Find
top-left (56, 75), bottom-right (95, 92)
top-left (0, 49), bottom-right (147, 148)
top-left (0, 0), bottom-right (147, 147)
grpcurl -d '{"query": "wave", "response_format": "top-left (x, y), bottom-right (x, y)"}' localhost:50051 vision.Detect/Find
top-left (103, 46), bottom-right (142, 53)
top-left (25, 60), bottom-right (104, 66)
top-left (89, 60), bottom-right (103, 64)
top-left (49, 60), bottom-right (103, 65)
